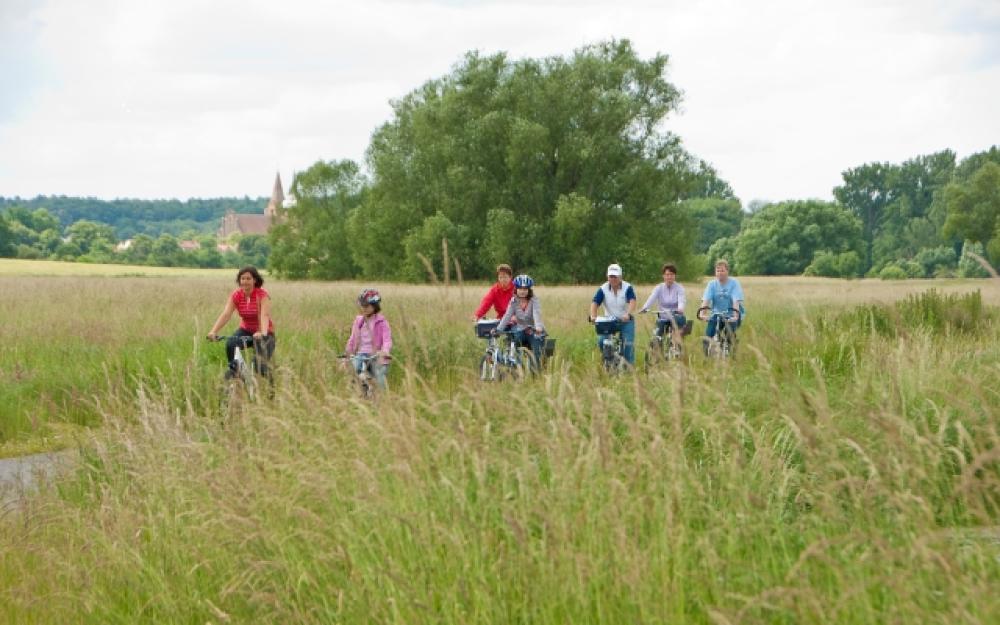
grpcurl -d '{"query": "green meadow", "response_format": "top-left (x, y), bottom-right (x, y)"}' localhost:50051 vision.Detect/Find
top-left (2, 261), bottom-right (999, 623)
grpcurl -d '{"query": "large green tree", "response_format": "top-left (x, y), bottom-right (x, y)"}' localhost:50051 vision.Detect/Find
top-left (269, 160), bottom-right (366, 279)
top-left (732, 200), bottom-right (864, 276)
top-left (874, 151), bottom-right (955, 265)
top-left (682, 197), bottom-right (744, 254)
top-left (833, 150), bottom-right (955, 271)
top-left (66, 220), bottom-right (117, 255)
top-left (352, 39), bottom-right (726, 282)
top-left (942, 161), bottom-right (1000, 264)
top-left (834, 150), bottom-right (955, 272)
top-left (0, 214), bottom-right (14, 257)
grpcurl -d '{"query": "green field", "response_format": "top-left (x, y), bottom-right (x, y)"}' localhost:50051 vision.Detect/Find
top-left (2, 269), bottom-right (999, 623)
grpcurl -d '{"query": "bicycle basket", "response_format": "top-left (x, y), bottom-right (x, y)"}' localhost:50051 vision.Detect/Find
top-left (594, 316), bottom-right (620, 335)
top-left (544, 337), bottom-right (557, 358)
top-left (476, 319), bottom-right (500, 338)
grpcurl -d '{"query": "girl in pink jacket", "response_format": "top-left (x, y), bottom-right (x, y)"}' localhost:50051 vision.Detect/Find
top-left (345, 288), bottom-right (393, 389)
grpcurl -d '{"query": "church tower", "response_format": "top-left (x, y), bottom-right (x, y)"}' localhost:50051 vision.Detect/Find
top-left (265, 172), bottom-right (284, 218)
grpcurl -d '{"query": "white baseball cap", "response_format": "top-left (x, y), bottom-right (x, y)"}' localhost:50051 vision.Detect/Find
top-left (607, 263), bottom-right (622, 277)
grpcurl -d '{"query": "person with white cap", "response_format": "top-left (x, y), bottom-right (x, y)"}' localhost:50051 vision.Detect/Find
top-left (588, 263), bottom-right (638, 366)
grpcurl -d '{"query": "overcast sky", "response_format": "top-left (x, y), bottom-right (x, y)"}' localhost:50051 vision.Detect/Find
top-left (1, 0), bottom-right (997, 206)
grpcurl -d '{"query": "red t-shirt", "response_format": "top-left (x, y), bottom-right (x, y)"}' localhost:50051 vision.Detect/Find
top-left (474, 282), bottom-right (515, 319)
top-left (230, 287), bottom-right (275, 334)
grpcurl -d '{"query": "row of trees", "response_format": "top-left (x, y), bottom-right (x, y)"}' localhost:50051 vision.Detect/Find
top-left (0, 206), bottom-right (269, 268)
top-left (270, 40), bottom-right (999, 282)
top-left (698, 144), bottom-right (1000, 279)
top-left (0, 196), bottom-right (266, 239)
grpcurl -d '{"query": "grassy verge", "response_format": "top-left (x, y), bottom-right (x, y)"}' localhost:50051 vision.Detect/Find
top-left (0, 276), bottom-right (998, 623)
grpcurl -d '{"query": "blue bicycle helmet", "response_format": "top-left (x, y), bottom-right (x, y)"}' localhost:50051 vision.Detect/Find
top-left (512, 274), bottom-right (534, 289)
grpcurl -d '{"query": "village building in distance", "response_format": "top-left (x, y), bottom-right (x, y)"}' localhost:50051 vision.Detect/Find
top-left (112, 173), bottom-right (292, 255)
top-left (217, 172), bottom-right (290, 240)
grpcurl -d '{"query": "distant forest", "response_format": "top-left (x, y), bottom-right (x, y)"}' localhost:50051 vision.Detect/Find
top-left (0, 196), bottom-right (267, 238)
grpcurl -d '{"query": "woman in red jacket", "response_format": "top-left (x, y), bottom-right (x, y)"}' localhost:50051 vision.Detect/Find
top-left (471, 263), bottom-right (515, 321)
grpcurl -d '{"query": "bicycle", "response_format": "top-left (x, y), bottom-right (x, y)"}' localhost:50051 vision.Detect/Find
top-left (641, 309), bottom-right (689, 369)
top-left (592, 315), bottom-right (629, 374)
top-left (339, 353), bottom-right (389, 399)
top-left (697, 307), bottom-right (740, 359)
top-left (475, 320), bottom-right (536, 381)
top-left (208, 335), bottom-right (260, 410)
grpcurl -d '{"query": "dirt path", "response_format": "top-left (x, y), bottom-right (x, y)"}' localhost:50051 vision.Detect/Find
top-left (0, 452), bottom-right (69, 509)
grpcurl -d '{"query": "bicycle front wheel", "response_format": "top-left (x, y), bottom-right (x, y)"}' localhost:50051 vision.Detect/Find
top-left (479, 353), bottom-right (499, 382)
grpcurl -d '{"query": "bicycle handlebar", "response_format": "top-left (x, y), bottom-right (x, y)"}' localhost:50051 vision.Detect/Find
top-left (696, 306), bottom-right (740, 322)
top-left (208, 335), bottom-right (256, 346)
top-left (339, 353), bottom-right (392, 361)
top-left (491, 326), bottom-right (545, 336)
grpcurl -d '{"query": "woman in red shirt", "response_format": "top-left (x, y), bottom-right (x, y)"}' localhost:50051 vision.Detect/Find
top-left (471, 263), bottom-right (515, 321)
top-left (207, 266), bottom-right (276, 379)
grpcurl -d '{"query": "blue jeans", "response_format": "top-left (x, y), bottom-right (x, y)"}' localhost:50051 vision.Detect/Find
top-left (655, 314), bottom-right (687, 337)
top-left (352, 354), bottom-right (389, 389)
top-left (511, 328), bottom-right (545, 370)
top-left (594, 319), bottom-right (635, 365)
top-left (705, 315), bottom-right (740, 338)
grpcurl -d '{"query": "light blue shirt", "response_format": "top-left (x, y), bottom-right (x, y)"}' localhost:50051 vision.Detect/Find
top-left (702, 278), bottom-right (745, 315)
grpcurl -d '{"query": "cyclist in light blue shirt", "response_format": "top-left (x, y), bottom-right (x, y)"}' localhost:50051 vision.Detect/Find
top-left (699, 258), bottom-right (744, 339)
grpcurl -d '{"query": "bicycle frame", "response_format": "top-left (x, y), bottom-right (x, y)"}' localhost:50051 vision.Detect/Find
top-left (641, 309), bottom-right (684, 364)
top-left (703, 312), bottom-right (738, 359)
top-left (352, 354), bottom-right (379, 399)
top-left (338, 353), bottom-right (387, 399)
top-left (212, 335), bottom-right (259, 404)
top-left (593, 316), bottom-right (628, 374)
top-left (478, 329), bottom-right (532, 381)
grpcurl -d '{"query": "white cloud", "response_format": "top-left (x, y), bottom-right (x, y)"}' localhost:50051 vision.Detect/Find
top-left (0, 0), bottom-right (997, 203)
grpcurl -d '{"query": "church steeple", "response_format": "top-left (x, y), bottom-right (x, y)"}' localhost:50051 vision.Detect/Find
top-left (265, 172), bottom-right (284, 217)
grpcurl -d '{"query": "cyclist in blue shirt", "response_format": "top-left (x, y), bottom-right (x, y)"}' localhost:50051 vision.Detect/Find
top-left (699, 258), bottom-right (744, 339)
top-left (588, 263), bottom-right (638, 365)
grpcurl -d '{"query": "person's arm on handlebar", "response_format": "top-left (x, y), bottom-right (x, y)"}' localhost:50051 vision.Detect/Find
top-left (639, 284), bottom-right (659, 315)
top-left (255, 293), bottom-right (271, 340)
top-left (207, 297), bottom-right (237, 340)
top-left (697, 301), bottom-right (711, 321)
top-left (532, 297), bottom-right (545, 334)
top-left (623, 289), bottom-right (637, 322)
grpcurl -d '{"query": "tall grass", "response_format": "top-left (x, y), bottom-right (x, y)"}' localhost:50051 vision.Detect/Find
top-left (1, 276), bottom-right (999, 623)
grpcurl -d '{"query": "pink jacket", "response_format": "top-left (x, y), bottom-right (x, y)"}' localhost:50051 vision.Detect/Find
top-left (345, 313), bottom-right (393, 354)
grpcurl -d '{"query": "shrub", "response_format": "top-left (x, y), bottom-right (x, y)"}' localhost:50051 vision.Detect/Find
top-left (901, 260), bottom-right (925, 278)
top-left (804, 250), bottom-right (861, 278)
top-left (899, 288), bottom-right (986, 334)
top-left (915, 246), bottom-right (958, 276)
top-left (878, 265), bottom-right (907, 280)
top-left (958, 240), bottom-right (992, 278)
